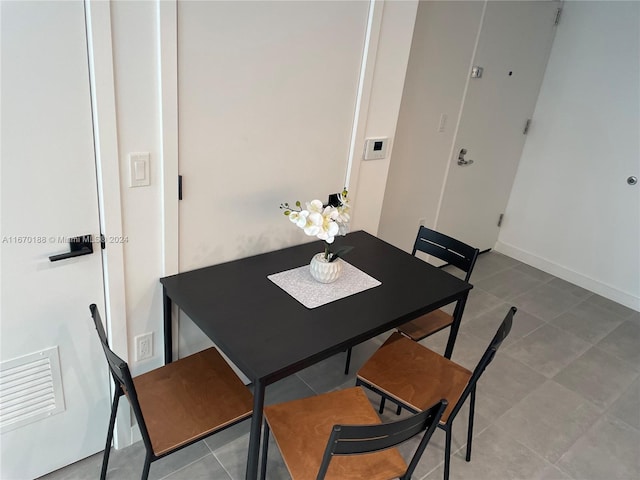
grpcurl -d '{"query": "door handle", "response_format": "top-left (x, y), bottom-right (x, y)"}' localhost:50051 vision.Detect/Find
top-left (49, 234), bottom-right (94, 262)
top-left (457, 148), bottom-right (474, 166)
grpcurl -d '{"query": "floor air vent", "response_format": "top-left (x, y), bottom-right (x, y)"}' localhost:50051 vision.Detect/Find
top-left (0, 346), bottom-right (66, 433)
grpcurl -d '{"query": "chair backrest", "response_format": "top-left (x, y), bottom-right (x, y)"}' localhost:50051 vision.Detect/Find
top-left (448, 306), bottom-right (516, 423)
top-left (317, 399), bottom-right (448, 480)
top-left (89, 304), bottom-right (153, 451)
top-left (411, 226), bottom-right (479, 282)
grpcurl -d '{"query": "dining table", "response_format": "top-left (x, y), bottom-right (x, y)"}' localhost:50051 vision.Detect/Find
top-left (160, 230), bottom-right (472, 480)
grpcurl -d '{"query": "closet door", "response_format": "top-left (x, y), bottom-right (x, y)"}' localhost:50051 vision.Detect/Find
top-left (435, 1), bottom-right (560, 251)
top-left (1, 1), bottom-right (110, 477)
top-left (176, 1), bottom-right (369, 353)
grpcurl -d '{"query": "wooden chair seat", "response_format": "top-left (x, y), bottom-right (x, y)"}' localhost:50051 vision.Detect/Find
top-left (133, 347), bottom-right (253, 456)
top-left (356, 308), bottom-right (516, 480)
top-left (343, 226), bottom-right (478, 374)
top-left (396, 309), bottom-right (454, 342)
top-left (357, 333), bottom-right (470, 424)
top-left (263, 388), bottom-right (407, 480)
top-left (90, 305), bottom-right (253, 480)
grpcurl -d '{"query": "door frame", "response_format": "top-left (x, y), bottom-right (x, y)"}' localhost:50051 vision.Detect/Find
top-left (84, 0), bottom-right (131, 449)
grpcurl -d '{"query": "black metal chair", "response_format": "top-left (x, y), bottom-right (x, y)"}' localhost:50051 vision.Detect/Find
top-left (89, 304), bottom-right (253, 480)
top-left (356, 307), bottom-right (515, 480)
top-left (344, 226), bottom-right (479, 374)
top-left (259, 386), bottom-right (447, 480)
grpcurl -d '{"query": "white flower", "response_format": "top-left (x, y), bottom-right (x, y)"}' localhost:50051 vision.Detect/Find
top-left (306, 199), bottom-right (324, 214)
top-left (335, 210), bottom-right (349, 225)
top-left (317, 220), bottom-right (339, 243)
top-left (304, 211), bottom-right (324, 237)
top-left (289, 210), bottom-right (308, 228)
top-left (338, 222), bottom-right (350, 236)
top-left (325, 206), bottom-right (339, 221)
top-left (281, 190), bottom-right (351, 250)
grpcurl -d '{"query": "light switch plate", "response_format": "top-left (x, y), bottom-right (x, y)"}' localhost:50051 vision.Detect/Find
top-left (364, 137), bottom-right (388, 160)
top-left (129, 152), bottom-right (150, 187)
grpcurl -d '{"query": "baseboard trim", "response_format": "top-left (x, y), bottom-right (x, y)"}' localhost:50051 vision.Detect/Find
top-left (494, 241), bottom-right (639, 312)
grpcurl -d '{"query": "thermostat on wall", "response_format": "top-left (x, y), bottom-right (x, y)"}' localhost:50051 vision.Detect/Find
top-left (364, 137), bottom-right (389, 160)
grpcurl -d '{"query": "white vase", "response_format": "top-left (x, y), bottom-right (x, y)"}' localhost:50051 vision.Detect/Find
top-left (309, 253), bottom-right (342, 283)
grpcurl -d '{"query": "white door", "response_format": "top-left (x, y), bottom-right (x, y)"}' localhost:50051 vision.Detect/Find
top-left (436, 1), bottom-right (560, 251)
top-left (176, 0), bottom-right (370, 355)
top-left (1, 1), bottom-right (111, 478)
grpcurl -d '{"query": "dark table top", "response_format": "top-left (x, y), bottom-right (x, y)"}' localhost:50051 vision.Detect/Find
top-left (160, 230), bottom-right (472, 384)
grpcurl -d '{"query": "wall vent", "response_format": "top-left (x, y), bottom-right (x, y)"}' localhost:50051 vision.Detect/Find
top-left (0, 346), bottom-right (66, 433)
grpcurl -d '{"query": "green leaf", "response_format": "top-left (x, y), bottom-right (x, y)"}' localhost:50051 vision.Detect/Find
top-left (328, 245), bottom-right (354, 262)
top-left (295, 200), bottom-right (301, 207)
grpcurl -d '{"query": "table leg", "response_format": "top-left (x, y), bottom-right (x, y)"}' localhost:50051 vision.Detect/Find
top-left (246, 378), bottom-right (266, 480)
top-left (444, 291), bottom-right (469, 359)
top-left (163, 286), bottom-right (173, 364)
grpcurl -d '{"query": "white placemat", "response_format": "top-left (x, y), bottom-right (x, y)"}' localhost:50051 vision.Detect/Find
top-left (267, 260), bottom-right (381, 309)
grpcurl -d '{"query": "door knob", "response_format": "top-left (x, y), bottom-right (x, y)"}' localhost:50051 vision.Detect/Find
top-left (49, 234), bottom-right (94, 262)
top-left (628, 176), bottom-right (638, 185)
top-left (457, 148), bottom-right (474, 166)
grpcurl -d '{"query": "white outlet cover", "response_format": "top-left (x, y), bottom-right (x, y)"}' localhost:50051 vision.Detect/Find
top-left (135, 332), bottom-right (153, 361)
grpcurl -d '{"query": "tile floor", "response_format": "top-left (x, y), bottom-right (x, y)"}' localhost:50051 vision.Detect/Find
top-left (41, 252), bottom-right (640, 480)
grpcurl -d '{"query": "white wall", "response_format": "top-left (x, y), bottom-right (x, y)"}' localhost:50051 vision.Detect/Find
top-left (110, 0), bottom-right (165, 374)
top-left (349, 0), bottom-right (419, 234)
top-left (496, 1), bottom-right (640, 310)
top-left (177, 0), bottom-right (369, 274)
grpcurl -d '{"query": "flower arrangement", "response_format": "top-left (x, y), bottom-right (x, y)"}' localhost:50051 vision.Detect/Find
top-left (280, 189), bottom-right (352, 262)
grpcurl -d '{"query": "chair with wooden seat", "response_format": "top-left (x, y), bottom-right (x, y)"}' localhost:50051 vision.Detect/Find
top-left (397, 226), bottom-right (479, 349)
top-left (89, 304), bottom-right (253, 480)
top-left (356, 306), bottom-right (515, 480)
top-left (344, 226), bottom-right (478, 374)
top-left (259, 387), bottom-right (447, 480)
